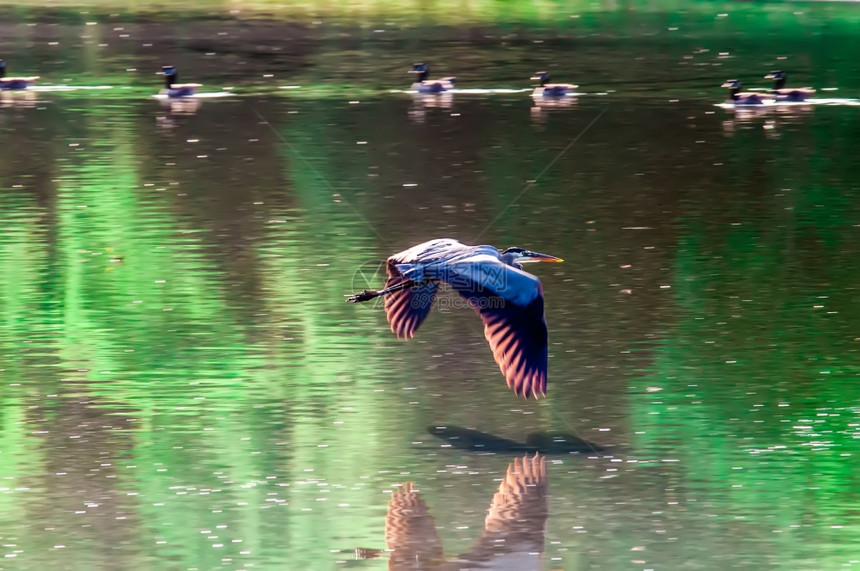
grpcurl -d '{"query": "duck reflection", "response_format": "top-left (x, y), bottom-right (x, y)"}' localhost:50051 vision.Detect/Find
top-left (382, 455), bottom-right (548, 570)
top-left (721, 103), bottom-right (813, 134)
top-left (409, 92), bottom-right (454, 123)
top-left (0, 89), bottom-right (37, 108)
top-left (530, 96), bottom-right (577, 123)
top-left (156, 96), bottom-right (202, 129)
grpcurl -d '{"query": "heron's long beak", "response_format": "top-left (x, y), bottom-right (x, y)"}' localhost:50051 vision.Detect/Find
top-left (523, 251), bottom-right (563, 263)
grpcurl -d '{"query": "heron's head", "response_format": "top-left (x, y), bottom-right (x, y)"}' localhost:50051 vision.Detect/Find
top-left (765, 70), bottom-right (786, 80)
top-left (501, 247), bottom-right (563, 267)
top-left (530, 71), bottom-right (551, 86)
top-left (721, 79), bottom-right (742, 89)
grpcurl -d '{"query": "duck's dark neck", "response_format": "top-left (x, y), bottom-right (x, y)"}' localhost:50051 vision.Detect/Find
top-left (0, 67), bottom-right (5, 79)
top-left (773, 77), bottom-right (786, 90)
top-left (540, 76), bottom-right (549, 86)
top-left (416, 69), bottom-right (428, 82)
top-left (729, 86), bottom-right (740, 100)
top-left (164, 73), bottom-right (176, 88)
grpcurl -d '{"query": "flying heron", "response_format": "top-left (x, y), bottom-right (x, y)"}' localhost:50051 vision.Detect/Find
top-left (346, 238), bottom-right (562, 398)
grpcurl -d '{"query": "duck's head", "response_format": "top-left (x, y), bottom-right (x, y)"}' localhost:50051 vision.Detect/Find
top-left (158, 65), bottom-right (178, 87)
top-left (409, 62), bottom-right (430, 82)
top-left (500, 246), bottom-right (563, 268)
top-left (765, 70), bottom-right (787, 89)
top-left (721, 79), bottom-right (742, 89)
top-left (530, 71), bottom-right (551, 86)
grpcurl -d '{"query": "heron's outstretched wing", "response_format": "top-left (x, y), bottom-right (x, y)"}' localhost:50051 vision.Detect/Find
top-left (384, 260), bottom-right (439, 339)
top-left (441, 257), bottom-right (548, 398)
top-left (458, 455), bottom-right (549, 567)
top-left (478, 293), bottom-right (547, 398)
top-left (385, 483), bottom-right (445, 569)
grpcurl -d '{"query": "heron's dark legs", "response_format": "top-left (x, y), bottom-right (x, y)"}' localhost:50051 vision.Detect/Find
top-left (346, 279), bottom-right (419, 303)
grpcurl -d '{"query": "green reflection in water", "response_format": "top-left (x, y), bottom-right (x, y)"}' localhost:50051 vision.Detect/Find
top-left (0, 99), bottom-right (389, 567)
top-left (266, 106), bottom-right (426, 568)
top-left (634, 119), bottom-right (860, 566)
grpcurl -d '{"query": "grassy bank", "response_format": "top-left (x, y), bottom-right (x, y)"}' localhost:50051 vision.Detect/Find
top-left (0, 0), bottom-right (859, 27)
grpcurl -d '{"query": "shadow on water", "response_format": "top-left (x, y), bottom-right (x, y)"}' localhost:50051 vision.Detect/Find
top-left (355, 455), bottom-right (548, 570)
top-left (427, 425), bottom-right (603, 454)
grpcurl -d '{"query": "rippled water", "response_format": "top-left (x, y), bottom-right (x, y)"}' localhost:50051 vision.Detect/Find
top-left (2, 7), bottom-right (860, 570)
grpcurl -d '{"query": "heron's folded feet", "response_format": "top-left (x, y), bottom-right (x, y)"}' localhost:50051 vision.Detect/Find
top-left (346, 289), bottom-right (380, 303)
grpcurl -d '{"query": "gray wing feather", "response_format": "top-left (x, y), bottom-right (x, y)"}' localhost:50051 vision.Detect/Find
top-left (437, 258), bottom-right (548, 398)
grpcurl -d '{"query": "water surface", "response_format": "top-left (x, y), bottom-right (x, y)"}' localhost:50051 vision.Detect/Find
top-left (2, 6), bottom-right (860, 570)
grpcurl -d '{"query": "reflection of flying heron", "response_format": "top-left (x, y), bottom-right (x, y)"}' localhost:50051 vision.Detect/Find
top-left (358, 455), bottom-right (548, 570)
top-left (347, 239), bottom-right (562, 398)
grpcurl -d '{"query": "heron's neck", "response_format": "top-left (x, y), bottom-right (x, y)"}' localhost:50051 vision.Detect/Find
top-left (500, 252), bottom-right (522, 268)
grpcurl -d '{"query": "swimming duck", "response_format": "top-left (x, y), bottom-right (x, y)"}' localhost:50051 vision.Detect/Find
top-left (157, 65), bottom-right (201, 98)
top-left (530, 71), bottom-right (578, 97)
top-left (765, 70), bottom-right (815, 102)
top-left (721, 79), bottom-right (774, 105)
top-left (408, 63), bottom-right (455, 94)
top-left (0, 60), bottom-right (39, 90)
